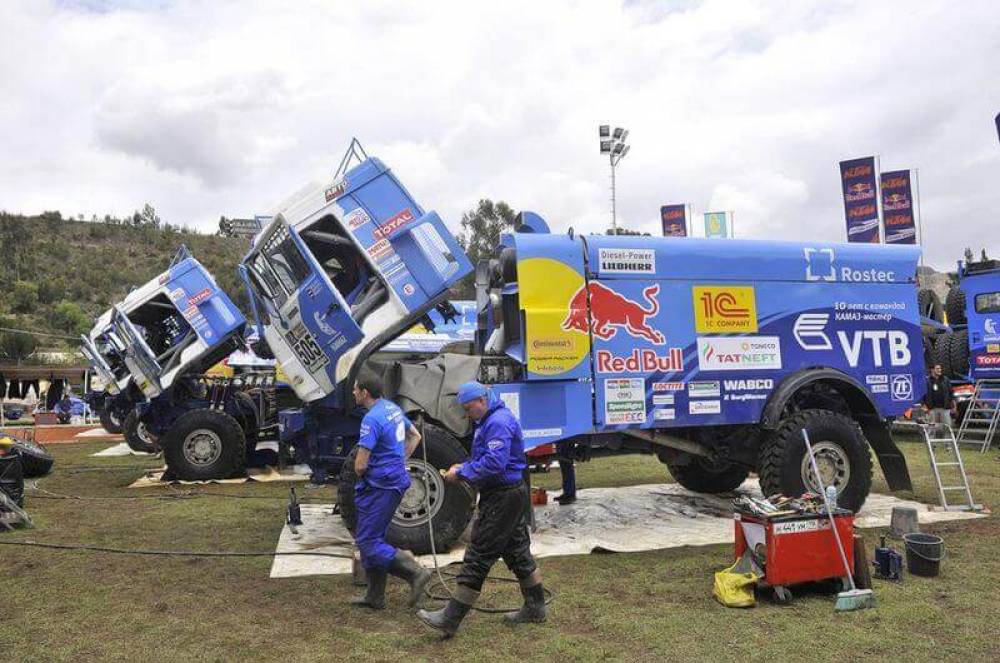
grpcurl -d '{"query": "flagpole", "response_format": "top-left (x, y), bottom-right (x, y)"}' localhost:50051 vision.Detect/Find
top-left (875, 153), bottom-right (885, 245)
top-left (914, 168), bottom-right (925, 268)
top-left (729, 210), bottom-right (735, 238)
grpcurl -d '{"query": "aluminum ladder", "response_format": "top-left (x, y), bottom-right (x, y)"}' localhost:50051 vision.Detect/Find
top-left (956, 378), bottom-right (1000, 452)
top-left (920, 423), bottom-right (981, 511)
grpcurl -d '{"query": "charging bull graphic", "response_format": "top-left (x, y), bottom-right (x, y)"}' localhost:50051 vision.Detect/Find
top-left (562, 282), bottom-right (665, 344)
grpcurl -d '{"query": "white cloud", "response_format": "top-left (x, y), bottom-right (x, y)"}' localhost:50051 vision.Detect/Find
top-left (0, 0), bottom-right (998, 270)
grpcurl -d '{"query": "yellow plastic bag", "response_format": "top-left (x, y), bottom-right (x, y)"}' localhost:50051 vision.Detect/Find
top-left (713, 560), bottom-right (759, 608)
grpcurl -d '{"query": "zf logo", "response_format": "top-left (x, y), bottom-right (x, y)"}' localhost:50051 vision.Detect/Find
top-left (891, 375), bottom-right (913, 402)
top-left (792, 313), bottom-right (911, 367)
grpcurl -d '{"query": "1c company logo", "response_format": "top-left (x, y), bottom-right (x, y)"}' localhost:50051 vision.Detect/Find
top-left (692, 285), bottom-right (758, 333)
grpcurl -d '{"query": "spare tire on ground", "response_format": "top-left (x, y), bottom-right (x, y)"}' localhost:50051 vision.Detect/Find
top-left (918, 289), bottom-right (944, 322)
top-left (12, 439), bottom-right (54, 478)
top-left (945, 286), bottom-right (966, 325)
top-left (338, 423), bottom-right (474, 555)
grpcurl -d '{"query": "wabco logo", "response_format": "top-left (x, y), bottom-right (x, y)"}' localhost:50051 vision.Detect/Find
top-left (693, 285), bottom-right (757, 333)
top-left (792, 314), bottom-right (911, 367)
top-left (563, 282), bottom-right (665, 344)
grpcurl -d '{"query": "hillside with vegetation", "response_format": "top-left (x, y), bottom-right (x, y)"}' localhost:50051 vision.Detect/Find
top-left (0, 209), bottom-right (250, 360)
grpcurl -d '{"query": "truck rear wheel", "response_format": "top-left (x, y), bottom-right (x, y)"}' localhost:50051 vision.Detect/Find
top-left (124, 410), bottom-right (158, 454)
top-left (162, 409), bottom-right (247, 480)
top-left (338, 423), bottom-right (474, 555)
top-left (949, 329), bottom-right (969, 379)
top-left (99, 406), bottom-right (124, 434)
top-left (932, 331), bottom-right (953, 376)
top-left (918, 289), bottom-right (943, 322)
top-left (758, 409), bottom-right (872, 512)
top-left (663, 451), bottom-right (749, 493)
top-left (945, 286), bottom-right (966, 325)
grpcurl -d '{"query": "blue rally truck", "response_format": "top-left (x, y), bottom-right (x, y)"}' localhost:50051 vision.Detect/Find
top-left (240, 152), bottom-right (923, 553)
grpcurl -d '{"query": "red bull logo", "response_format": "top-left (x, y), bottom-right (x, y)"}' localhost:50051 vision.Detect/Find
top-left (845, 183), bottom-right (874, 202)
top-left (562, 282), bottom-right (665, 344)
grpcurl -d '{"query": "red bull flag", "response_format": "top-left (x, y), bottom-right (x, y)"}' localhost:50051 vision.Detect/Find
top-left (660, 205), bottom-right (687, 237)
top-left (880, 170), bottom-right (916, 244)
top-left (839, 156), bottom-right (881, 243)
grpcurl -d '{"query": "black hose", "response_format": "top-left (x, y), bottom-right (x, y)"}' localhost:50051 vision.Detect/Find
top-left (0, 539), bottom-right (354, 558)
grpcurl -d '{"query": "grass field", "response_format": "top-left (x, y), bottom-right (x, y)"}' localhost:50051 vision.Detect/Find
top-left (1, 437), bottom-right (998, 662)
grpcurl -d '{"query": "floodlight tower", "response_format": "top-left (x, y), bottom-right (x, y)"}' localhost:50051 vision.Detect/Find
top-left (599, 125), bottom-right (630, 233)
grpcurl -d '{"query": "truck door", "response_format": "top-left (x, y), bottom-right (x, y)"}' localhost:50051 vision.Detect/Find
top-left (110, 306), bottom-right (164, 398)
top-left (243, 215), bottom-right (364, 402)
top-left (80, 334), bottom-right (122, 394)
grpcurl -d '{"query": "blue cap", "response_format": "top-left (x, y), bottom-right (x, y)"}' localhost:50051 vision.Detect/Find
top-left (456, 381), bottom-right (488, 404)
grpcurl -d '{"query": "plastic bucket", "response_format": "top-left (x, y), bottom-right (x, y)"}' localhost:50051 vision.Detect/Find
top-left (903, 533), bottom-right (944, 577)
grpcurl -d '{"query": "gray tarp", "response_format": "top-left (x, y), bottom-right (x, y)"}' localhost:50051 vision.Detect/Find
top-left (366, 352), bottom-right (481, 438)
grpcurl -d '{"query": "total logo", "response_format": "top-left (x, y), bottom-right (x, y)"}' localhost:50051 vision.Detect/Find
top-left (373, 209), bottom-right (415, 239)
top-left (792, 313), bottom-right (911, 368)
top-left (563, 282), bottom-right (665, 344)
top-left (803, 248), bottom-right (895, 283)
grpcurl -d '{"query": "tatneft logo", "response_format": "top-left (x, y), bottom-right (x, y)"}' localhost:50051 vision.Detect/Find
top-left (693, 285), bottom-right (758, 333)
top-left (697, 337), bottom-right (782, 371)
top-left (891, 374), bottom-right (914, 402)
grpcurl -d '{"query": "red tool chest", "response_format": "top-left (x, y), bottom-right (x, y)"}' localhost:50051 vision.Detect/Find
top-left (734, 508), bottom-right (855, 602)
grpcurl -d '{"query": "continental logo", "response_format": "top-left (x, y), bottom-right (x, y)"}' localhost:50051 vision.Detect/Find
top-left (693, 285), bottom-right (757, 333)
top-left (530, 337), bottom-right (575, 351)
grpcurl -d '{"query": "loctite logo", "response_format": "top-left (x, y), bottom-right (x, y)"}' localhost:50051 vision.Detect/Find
top-left (562, 282), bottom-right (665, 344)
top-left (596, 348), bottom-right (684, 374)
top-left (373, 209), bottom-right (414, 239)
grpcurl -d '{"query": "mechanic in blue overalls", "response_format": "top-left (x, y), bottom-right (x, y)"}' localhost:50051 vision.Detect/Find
top-left (350, 374), bottom-right (432, 610)
top-left (417, 381), bottom-right (546, 638)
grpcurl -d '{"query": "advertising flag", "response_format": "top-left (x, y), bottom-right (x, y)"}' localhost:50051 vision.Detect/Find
top-left (660, 205), bottom-right (687, 237)
top-left (839, 156), bottom-right (881, 243)
top-left (880, 170), bottom-right (916, 244)
top-left (704, 212), bottom-right (728, 238)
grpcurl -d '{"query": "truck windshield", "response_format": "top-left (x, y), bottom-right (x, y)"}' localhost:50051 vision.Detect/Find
top-left (248, 225), bottom-right (313, 308)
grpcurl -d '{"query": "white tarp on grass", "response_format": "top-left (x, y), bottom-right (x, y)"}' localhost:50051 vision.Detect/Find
top-left (270, 479), bottom-right (986, 578)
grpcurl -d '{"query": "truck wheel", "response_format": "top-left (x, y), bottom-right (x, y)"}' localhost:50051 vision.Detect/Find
top-left (949, 329), bottom-right (969, 379)
top-left (922, 335), bottom-right (934, 369)
top-left (99, 407), bottom-right (124, 434)
top-left (338, 424), bottom-right (474, 555)
top-left (162, 409), bottom-right (247, 480)
top-left (758, 409), bottom-right (872, 512)
top-left (945, 286), bottom-right (966, 325)
top-left (663, 451), bottom-right (749, 493)
top-left (124, 410), bottom-right (158, 454)
top-left (918, 289), bottom-right (943, 322)
top-left (932, 331), bottom-right (953, 376)
top-left (12, 439), bottom-right (54, 478)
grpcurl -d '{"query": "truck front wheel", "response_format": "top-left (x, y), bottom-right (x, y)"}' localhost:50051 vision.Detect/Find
top-left (162, 409), bottom-right (247, 480)
top-left (124, 410), bottom-right (158, 454)
top-left (99, 406), bottom-right (124, 434)
top-left (662, 451), bottom-right (750, 493)
top-left (338, 423), bottom-right (475, 555)
top-left (758, 409), bottom-right (872, 512)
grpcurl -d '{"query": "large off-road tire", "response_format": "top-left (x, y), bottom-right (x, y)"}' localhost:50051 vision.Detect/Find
top-left (99, 406), bottom-right (124, 435)
top-left (338, 423), bottom-right (474, 555)
top-left (663, 451), bottom-right (750, 494)
top-left (918, 289), bottom-right (943, 322)
top-left (758, 409), bottom-right (873, 513)
top-left (922, 334), bottom-right (934, 369)
top-left (12, 439), bottom-right (54, 478)
top-left (124, 410), bottom-right (158, 454)
top-left (162, 409), bottom-right (247, 481)
top-left (949, 329), bottom-right (970, 379)
top-left (932, 331), bottom-right (953, 376)
top-left (945, 286), bottom-right (966, 325)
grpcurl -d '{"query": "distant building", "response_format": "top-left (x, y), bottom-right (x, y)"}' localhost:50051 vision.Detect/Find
top-left (218, 215), bottom-right (272, 238)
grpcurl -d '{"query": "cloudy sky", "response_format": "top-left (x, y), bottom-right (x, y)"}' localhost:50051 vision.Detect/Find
top-left (1, 0), bottom-right (998, 270)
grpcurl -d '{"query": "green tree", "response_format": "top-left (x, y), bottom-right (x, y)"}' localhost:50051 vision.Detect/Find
top-left (49, 300), bottom-right (91, 336)
top-left (0, 318), bottom-right (37, 361)
top-left (140, 203), bottom-right (161, 228)
top-left (11, 281), bottom-right (38, 313)
top-left (0, 213), bottom-right (29, 280)
top-left (457, 199), bottom-right (517, 266)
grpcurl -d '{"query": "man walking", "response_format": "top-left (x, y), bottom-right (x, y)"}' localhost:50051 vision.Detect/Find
top-left (417, 381), bottom-right (546, 638)
top-left (350, 375), bottom-right (432, 610)
top-left (922, 363), bottom-right (955, 430)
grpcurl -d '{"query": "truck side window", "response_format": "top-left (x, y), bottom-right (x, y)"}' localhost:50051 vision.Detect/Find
top-left (975, 292), bottom-right (1000, 314)
top-left (261, 225), bottom-right (312, 297)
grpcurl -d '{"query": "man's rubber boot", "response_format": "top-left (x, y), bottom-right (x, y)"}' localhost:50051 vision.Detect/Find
top-left (349, 570), bottom-right (387, 610)
top-left (417, 586), bottom-right (478, 638)
top-left (387, 550), bottom-right (433, 608)
top-left (555, 493), bottom-right (576, 505)
top-left (503, 571), bottom-right (547, 624)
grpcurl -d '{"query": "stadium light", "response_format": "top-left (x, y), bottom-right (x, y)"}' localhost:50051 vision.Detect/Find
top-left (599, 125), bottom-right (631, 232)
